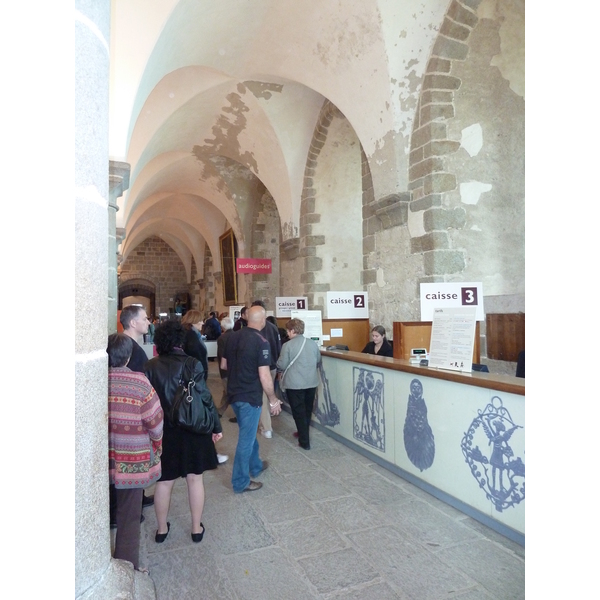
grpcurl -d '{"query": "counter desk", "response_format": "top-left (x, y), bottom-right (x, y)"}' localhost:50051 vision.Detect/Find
top-left (307, 349), bottom-right (525, 545)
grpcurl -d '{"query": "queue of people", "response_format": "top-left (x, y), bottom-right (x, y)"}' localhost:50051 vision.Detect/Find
top-left (109, 302), bottom-right (391, 571)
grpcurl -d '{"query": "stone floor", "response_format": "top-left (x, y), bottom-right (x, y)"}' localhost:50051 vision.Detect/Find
top-left (136, 363), bottom-right (525, 600)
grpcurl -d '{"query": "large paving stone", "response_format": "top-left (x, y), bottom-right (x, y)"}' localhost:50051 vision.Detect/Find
top-left (348, 525), bottom-right (473, 600)
top-left (435, 539), bottom-right (525, 599)
top-left (298, 547), bottom-right (379, 594)
top-left (224, 547), bottom-right (317, 600)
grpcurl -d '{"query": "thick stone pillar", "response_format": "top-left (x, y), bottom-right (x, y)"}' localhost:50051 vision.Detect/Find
top-left (75, 3), bottom-right (153, 598)
top-left (109, 161), bottom-right (130, 334)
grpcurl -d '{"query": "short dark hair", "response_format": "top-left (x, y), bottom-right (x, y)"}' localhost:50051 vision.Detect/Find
top-left (154, 320), bottom-right (186, 355)
top-left (107, 333), bottom-right (133, 367)
top-left (210, 311), bottom-right (217, 318)
top-left (120, 305), bottom-right (144, 330)
top-left (251, 299), bottom-right (266, 309)
top-left (240, 306), bottom-right (248, 316)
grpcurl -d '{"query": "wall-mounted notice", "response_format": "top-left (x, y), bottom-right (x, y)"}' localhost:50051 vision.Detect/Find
top-left (326, 291), bottom-right (369, 319)
top-left (275, 296), bottom-right (308, 318)
top-left (428, 306), bottom-right (477, 372)
top-left (291, 310), bottom-right (323, 343)
top-left (228, 305), bottom-right (245, 323)
top-left (420, 282), bottom-right (484, 321)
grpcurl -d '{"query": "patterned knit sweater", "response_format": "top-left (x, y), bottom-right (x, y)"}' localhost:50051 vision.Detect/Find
top-left (108, 367), bottom-right (164, 488)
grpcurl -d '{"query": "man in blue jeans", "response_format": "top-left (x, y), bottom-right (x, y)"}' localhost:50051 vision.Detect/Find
top-left (221, 305), bottom-right (282, 492)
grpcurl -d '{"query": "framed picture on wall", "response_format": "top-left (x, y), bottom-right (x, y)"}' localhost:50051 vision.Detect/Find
top-left (219, 228), bottom-right (238, 305)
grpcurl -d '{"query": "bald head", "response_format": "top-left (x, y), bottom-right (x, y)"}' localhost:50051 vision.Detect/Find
top-left (247, 305), bottom-right (266, 330)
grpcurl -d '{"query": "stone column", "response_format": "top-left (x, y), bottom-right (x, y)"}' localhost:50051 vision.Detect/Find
top-left (75, 3), bottom-right (153, 598)
top-left (109, 162), bottom-right (130, 334)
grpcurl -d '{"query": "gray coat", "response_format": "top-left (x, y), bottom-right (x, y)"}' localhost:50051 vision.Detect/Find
top-left (276, 335), bottom-right (321, 390)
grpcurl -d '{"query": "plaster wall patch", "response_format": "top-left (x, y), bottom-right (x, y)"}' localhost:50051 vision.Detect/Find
top-left (460, 181), bottom-right (492, 205)
top-left (460, 124), bottom-right (483, 157)
top-left (376, 267), bottom-right (386, 287)
top-left (407, 207), bottom-right (425, 238)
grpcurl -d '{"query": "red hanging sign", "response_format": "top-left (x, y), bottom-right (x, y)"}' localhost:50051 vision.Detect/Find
top-left (236, 258), bottom-right (272, 274)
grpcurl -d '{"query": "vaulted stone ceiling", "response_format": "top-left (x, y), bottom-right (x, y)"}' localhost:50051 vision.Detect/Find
top-left (109, 0), bottom-right (448, 281)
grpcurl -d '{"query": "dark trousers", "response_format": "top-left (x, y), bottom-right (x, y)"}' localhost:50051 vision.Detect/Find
top-left (286, 387), bottom-right (316, 449)
top-left (114, 488), bottom-right (143, 570)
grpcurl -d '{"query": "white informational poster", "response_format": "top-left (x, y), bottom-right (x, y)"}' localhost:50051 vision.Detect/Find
top-left (326, 291), bottom-right (369, 319)
top-left (420, 282), bottom-right (484, 321)
top-left (428, 306), bottom-right (477, 372)
top-left (291, 309), bottom-right (323, 343)
top-left (275, 296), bottom-right (308, 318)
top-left (228, 305), bottom-right (244, 323)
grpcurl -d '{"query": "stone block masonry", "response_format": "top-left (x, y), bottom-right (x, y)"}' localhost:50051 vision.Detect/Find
top-left (119, 236), bottom-right (192, 313)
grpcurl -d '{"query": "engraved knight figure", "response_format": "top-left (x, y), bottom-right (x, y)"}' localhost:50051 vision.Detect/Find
top-left (353, 367), bottom-right (385, 451)
top-left (482, 418), bottom-right (519, 494)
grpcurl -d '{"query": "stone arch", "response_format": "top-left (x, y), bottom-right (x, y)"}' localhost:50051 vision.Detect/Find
top-left (118, 277), bottom-right (156, 316)
top-left (298, 100), bottom-right (363, 312)
top-left (119, 237), bottom-right (192, 316)
top-left (407, 0), bottom-right (524, 297)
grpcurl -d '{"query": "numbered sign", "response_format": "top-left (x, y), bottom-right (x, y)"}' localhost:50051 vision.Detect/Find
top-left (275, 297), bottom-right (309, 318)
top-left (420, 282), bottom-right (484, 321)
top-left (326, 291), bottom-right (369, 319)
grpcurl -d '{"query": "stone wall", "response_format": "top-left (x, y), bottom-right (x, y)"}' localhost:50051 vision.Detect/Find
top-left (250, 189), bottom-right (281, 307)
top-left (407, 0), bottom-right (524, 303)
top-left (119, 236), bottom-right (193, 314)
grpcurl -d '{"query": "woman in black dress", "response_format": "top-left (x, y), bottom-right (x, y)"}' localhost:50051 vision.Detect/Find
top-left (145, 320), bottom-right (222, 544)
top-left (361, 325), bottom-right (393, 357)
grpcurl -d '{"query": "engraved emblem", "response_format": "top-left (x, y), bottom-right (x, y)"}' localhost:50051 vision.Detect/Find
top-left (461, 396), bottom-right (525, 512)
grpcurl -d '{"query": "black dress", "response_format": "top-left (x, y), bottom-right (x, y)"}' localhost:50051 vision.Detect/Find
top-left (145, 350), bottom-right (220, 480)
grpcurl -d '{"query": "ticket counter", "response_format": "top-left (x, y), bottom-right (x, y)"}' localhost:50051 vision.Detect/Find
top-left (310, 349), bottom-right (525, 545)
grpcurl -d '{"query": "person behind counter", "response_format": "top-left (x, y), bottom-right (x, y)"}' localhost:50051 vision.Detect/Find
top-left (362, 325), bottom-right (393, 357)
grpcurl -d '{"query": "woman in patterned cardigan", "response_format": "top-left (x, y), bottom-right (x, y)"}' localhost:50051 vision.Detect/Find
top-left (108, 333), bottom-right (163, 571)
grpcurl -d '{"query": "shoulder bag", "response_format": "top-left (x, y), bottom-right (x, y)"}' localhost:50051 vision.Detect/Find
top-left (280, 337), bottom-right (307, 392)
top-left (171, 357), bottom-right (216, 435)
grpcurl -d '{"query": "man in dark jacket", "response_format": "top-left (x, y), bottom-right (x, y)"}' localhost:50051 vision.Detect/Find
top-left (204, 311), bottom-right (222, 340)
top-left (233, 306), bottom-right (248, 331)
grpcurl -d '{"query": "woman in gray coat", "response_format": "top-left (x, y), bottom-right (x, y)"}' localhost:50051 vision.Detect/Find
top-left (276, 318), bottom-right (321, 450)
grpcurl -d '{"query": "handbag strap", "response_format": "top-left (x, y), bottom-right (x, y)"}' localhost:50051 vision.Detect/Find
top-left (282, 336), bottom-right (307, 383)
top-left (179, 356), bottom-right (196, 386)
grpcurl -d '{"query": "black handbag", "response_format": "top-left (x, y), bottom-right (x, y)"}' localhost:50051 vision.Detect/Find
top-left (171, 357), bottom-right (216, 435)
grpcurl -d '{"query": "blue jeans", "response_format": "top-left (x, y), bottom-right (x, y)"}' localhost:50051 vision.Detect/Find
top-left (231, 401), bottom-right (263, 492)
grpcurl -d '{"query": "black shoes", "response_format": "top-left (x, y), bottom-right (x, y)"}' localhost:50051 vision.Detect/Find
top-left (155, 522), bottom-right (170, 543)
top-left (191, 523), bottom-right (205, 543)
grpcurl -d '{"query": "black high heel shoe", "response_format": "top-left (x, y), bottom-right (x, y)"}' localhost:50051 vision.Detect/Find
top-left (155, 522), bottom-right (170, 543)
top-left (191, 523), bottom-right (205, 543)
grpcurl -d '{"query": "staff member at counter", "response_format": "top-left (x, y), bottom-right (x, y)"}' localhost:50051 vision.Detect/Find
top-left (362, 325), bottom-right (393, 357)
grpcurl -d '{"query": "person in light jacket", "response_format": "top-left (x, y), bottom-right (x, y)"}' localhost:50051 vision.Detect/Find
top-left (276, 318), bottom-right (321, 450)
